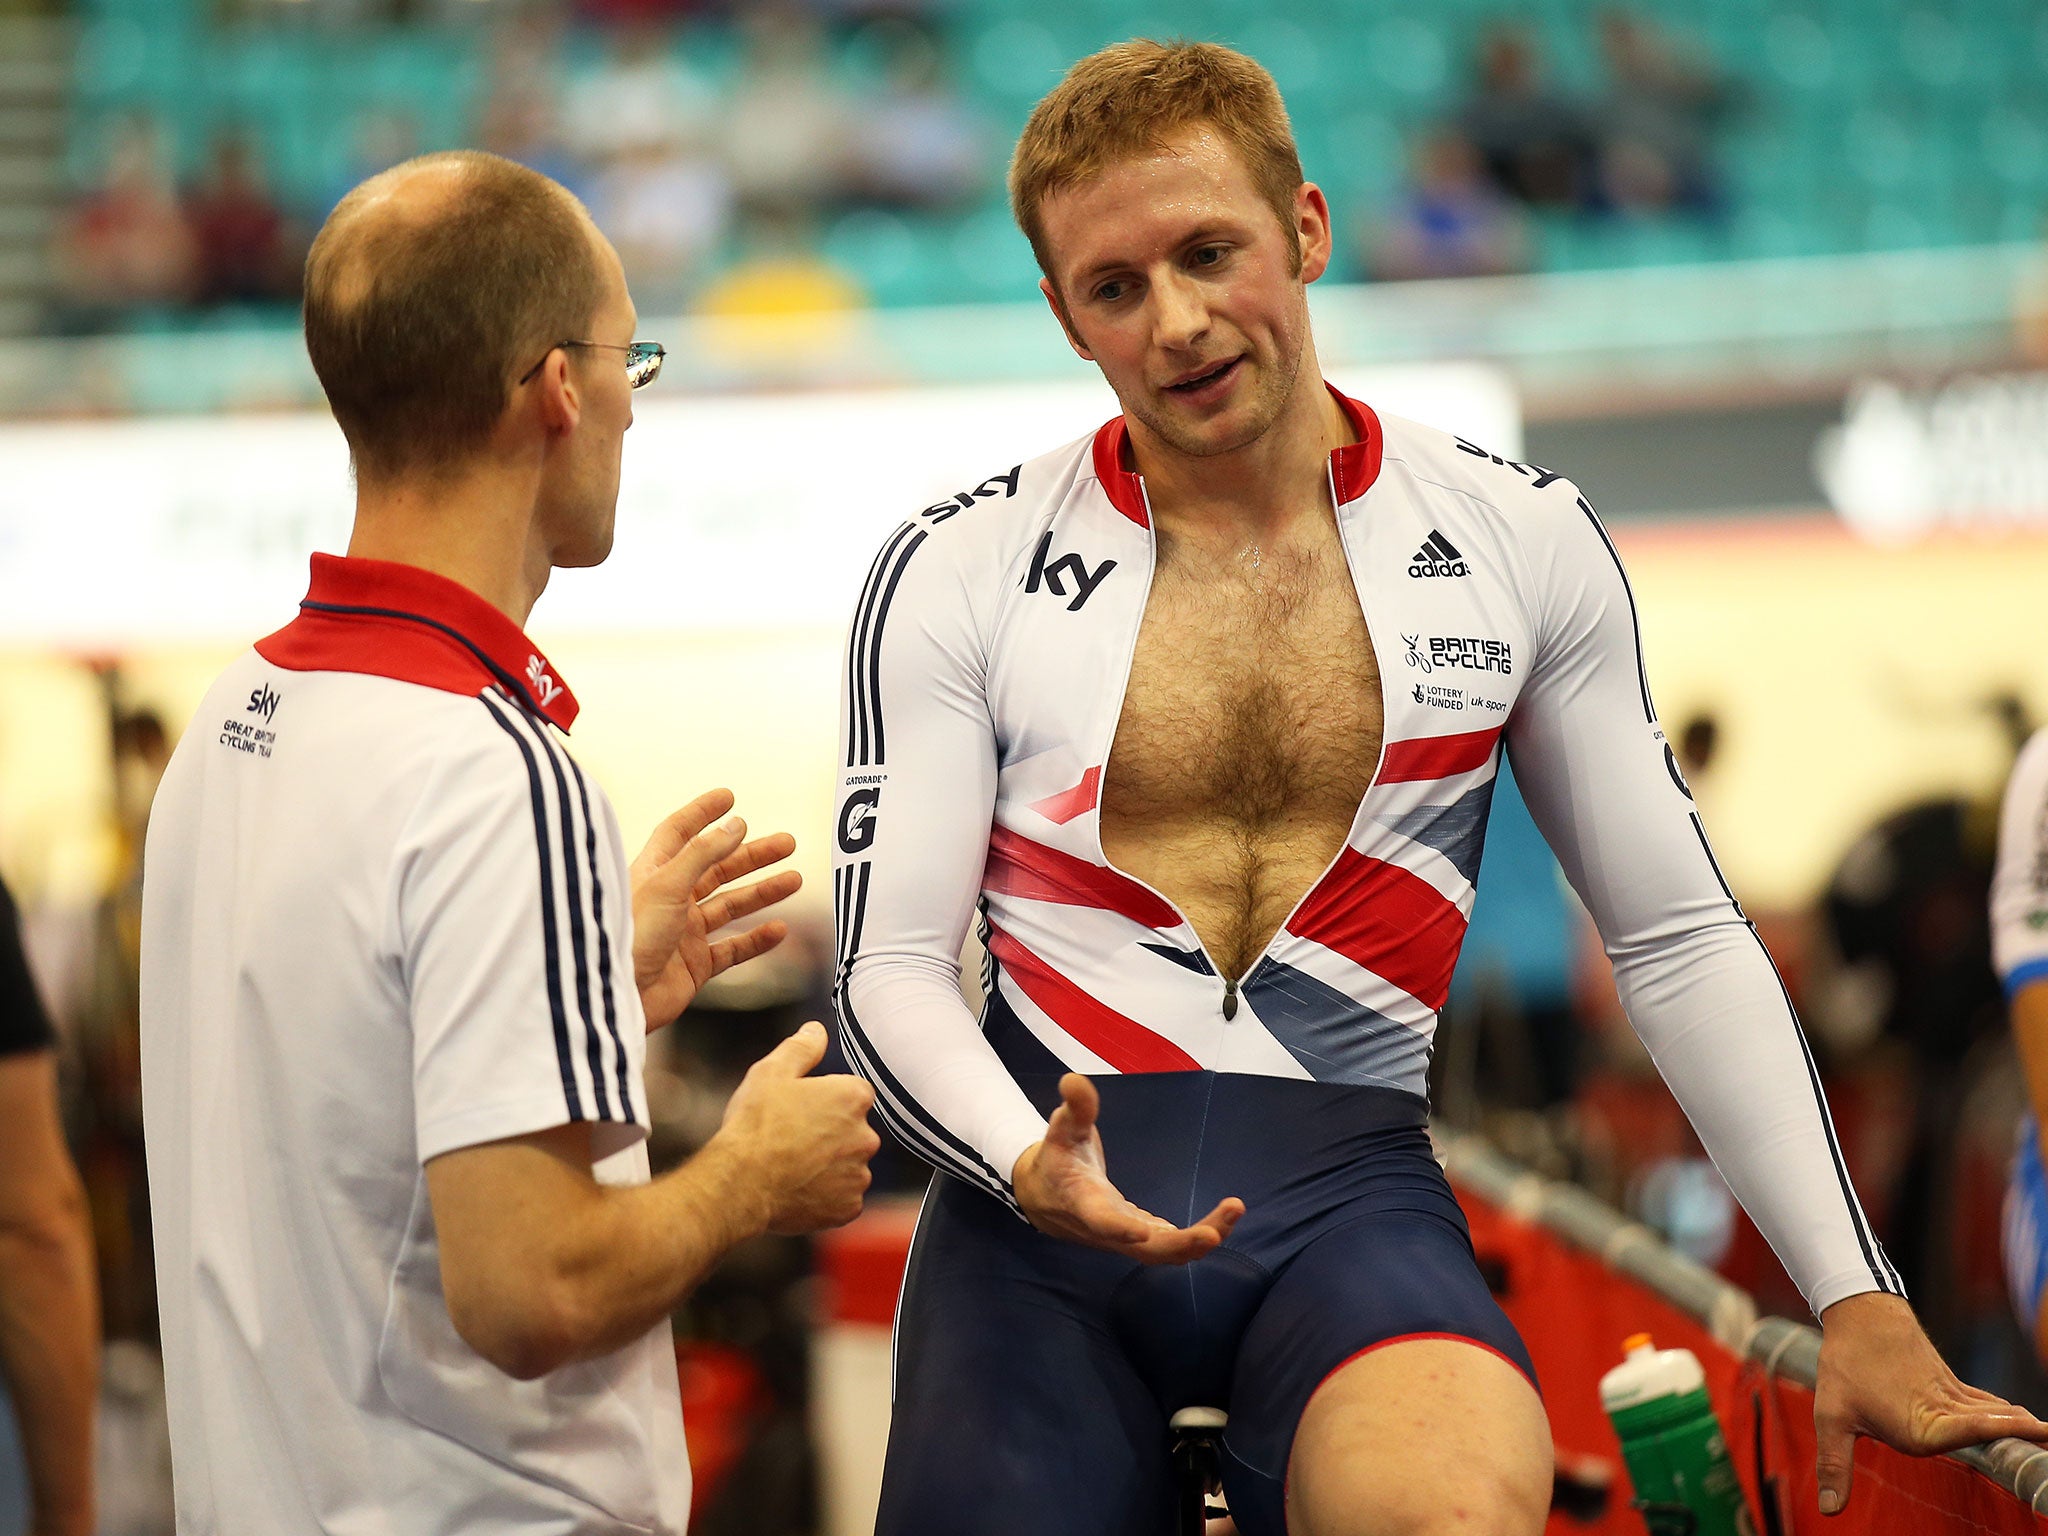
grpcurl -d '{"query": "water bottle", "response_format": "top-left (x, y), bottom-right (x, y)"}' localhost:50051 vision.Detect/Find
top-left (1598, 1333), bottom-right (1752, 1536)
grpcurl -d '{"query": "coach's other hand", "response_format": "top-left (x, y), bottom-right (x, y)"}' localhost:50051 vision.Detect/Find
top-left (1814, 1291), bottom-right (2048, 1515)
top-left (631, 788), bottom-right (803, 1030)
top-left (1013, 1073), bottom-right (1243, 1265)
top-left (717, 1022), bottom-right (879, 1234)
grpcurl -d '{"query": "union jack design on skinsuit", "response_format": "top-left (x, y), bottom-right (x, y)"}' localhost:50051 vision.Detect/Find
top-left (832, 384), bottom-right (1900, 1316)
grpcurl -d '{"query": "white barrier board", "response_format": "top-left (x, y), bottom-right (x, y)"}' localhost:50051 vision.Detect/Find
top-left (0, 364), bottom-right (1518, 646)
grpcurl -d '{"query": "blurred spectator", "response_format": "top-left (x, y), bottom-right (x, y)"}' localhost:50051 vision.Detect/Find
top-left (721, 5), bottom-right (854, 219)
top-left (318, 109), bottom-right (422, 222)
top-left (1592, 10), bottom-right (1736, 218)
top-left (559, 21), bottom-right (731, 306)
top-left (0, 872), bottom-right (99, 1536)
top-left (2014, 213), bottom-right (2048, 365)
top-left (845, 20), bottom-right (985, 211)
top-left (1677, 712), bottom-right (1720, 781)
top-left (51, 115), bottom-right (197, 330)
top-left (1441, 762), bottom-right (1580, 1116)
top-left (561, 21), bottom-right (715, 171)
top-left (184, 132), bottom-right (303, 308)
top-left (1366, 129), bottom-right (1530, 282)
top-left (1455, 26), bottom-right (1596, 212)
top-left (588, 130), bottom-right (733, 312)
top-left (479, 85), bottom-right (590, 203)
top-left (696, 204), bottom-right (864, 317)
top-left (1676, 710), bottom-right (1724, 829)
top-left (75, 708), bottom-right (167, 1345)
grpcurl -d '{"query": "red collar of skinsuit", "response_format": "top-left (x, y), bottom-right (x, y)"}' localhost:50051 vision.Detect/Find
top-left (255, 553), bottom-right (580, 730)
top-left (1089, 382), bottom-right (1385, 528)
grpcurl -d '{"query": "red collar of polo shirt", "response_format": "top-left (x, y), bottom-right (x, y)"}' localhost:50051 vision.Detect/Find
top-left (1088, 381), bottom-right (1385, 528)
top-left (254, 553), bottom-right (580, 730)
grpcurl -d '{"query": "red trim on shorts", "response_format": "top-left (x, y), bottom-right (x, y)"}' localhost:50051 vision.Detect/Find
top-left (1281, 1332), bottom-right (1539, 1532)
top-left (1312, 1331), bottom-right (1534, 1392)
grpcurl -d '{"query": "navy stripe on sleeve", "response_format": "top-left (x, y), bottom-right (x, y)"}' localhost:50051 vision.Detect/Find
top-left (506, 705), bottom-right (615, 1123)
top-left (1685, 814), bottom-right (1903, 1295)
top-left (559, 744), bottom-right (637, 1125)
top-left (845, 523), bottom-right (927, 768)
top-left (846, 525), bottom-right (915, 769)
top-left (1574, 495), bottom-right (1656, 725)
top-left (479, 691), bottom-right (584, 1122)
top-left (1572, 498), bottom-right (1900, 1299)
top-left (831, 863), bottom-right (1018, 1211)
top-left (862, 530), bottom-right (928, 766)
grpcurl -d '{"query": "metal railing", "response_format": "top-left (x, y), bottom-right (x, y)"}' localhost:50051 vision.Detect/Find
top-left (1438, 1129), bottom-right (2048, 1515)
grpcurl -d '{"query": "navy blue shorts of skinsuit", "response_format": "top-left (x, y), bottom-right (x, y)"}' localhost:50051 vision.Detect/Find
top-left (874, 1067), bottom-right (1538, 1536)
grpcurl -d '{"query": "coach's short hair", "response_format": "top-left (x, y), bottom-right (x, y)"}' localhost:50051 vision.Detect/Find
top-left (1009, 40), bottom-right (1305, 287)
top-left (303, 151), bottom-right (604, 481)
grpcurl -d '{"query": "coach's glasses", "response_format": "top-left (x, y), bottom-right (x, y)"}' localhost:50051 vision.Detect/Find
top-left (518, 340), bottom-right (666, 390)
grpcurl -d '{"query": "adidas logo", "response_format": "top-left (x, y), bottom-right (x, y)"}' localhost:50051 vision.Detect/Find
top-left (1408, 530), bottom-right (1470, 578)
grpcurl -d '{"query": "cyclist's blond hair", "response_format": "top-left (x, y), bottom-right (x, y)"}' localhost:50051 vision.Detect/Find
top-left (1009, 40), bottom-right (1305, 289)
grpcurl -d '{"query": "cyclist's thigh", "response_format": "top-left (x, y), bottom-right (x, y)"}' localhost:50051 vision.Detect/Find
top-left (1288, 1333), bottom-right (1550, 1536)
top-left (877, 1176), bottom-right (1174, 1536)
top-left (1218, 1199), bottom-right (1538, 1536)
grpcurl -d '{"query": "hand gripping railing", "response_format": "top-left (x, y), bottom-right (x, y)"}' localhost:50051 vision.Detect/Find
top-left (1436, 1128), bottom-right (2048, 1515)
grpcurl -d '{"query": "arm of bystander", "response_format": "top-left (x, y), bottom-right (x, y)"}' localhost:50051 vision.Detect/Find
top-left (0, 873), bottom-right (96, 1536)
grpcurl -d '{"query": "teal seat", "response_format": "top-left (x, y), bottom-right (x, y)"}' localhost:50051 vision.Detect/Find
top-left (1362, 14), bottom-right (1452, 104)
top-left (966, 18), bottom-right (1066, 109)
top-left (1727, 207), bottom-right (1807, 261)
top-left (947, 205), bottom-right (1039, 305)
top-left (821, 208), bottom-right (928, 309)
top-left (1305, 110), bottom-right (1403, 206)
top-left (1224, 18), bottom-right (1324, 95)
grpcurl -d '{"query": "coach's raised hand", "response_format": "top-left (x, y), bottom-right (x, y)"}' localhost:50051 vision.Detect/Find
top-left (716, 1022), bottom-right (880, 1234)
top-left (631, 787), bottom-right (803, 1029)
top-left (1012, 1073), bottom-right (1244, 1264)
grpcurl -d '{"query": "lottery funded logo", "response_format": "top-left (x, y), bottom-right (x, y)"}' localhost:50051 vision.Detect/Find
top-left (1411, 680), bottom-right (1507, 715)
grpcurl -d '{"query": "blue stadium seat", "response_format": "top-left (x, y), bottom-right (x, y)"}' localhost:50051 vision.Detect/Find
top-left (57, 0), bottom-right (2048, 312)
top-left (821, 208), bottom-right (928, 309)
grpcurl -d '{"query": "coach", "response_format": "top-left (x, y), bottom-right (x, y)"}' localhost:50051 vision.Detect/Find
top-left (138, 152), bottom-right (877, 1533)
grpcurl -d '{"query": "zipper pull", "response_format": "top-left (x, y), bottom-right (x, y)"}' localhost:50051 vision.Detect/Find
top-left (1222, 977), bottom-right (1238, 1021)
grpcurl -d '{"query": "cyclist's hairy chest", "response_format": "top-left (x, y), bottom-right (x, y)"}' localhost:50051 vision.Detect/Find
top-left (1103, 541), bottom-right (1383, 832)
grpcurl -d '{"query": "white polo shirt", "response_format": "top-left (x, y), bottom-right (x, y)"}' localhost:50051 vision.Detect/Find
top-left (140, 553), bottom-right (690, 1534)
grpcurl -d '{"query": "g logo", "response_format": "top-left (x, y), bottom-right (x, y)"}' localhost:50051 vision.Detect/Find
top-left (838, 787), bottom-right (881, 853)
